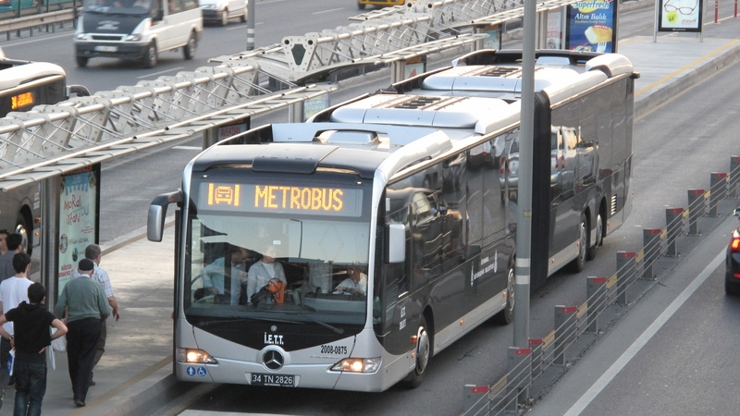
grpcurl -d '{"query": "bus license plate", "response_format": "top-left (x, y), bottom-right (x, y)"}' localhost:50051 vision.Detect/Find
top-left (95, 46), bottom-right (118, 52)
top-left (251, 373), bottom-right (295, 387)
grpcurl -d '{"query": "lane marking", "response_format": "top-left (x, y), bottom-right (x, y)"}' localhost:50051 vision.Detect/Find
top-left (563, 250), bottom-right (725, 416)
top-left (137, 67), bottom-right (184, 79)
top-left (313, 7), bottom-right (345, 14)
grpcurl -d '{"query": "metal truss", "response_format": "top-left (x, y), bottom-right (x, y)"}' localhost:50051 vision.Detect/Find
top-left (0, 59), bottom-right (335, 188)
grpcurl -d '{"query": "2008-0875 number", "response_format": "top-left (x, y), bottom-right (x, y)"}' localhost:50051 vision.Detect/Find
top-left (321, 344), bottom-right (347, 355)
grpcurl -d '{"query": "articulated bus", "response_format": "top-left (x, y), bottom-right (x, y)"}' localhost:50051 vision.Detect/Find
top-left (389, 49), bottom-right (638, 286)
top-left (147, 50), bottom-right (636, 391)
top-left (0, 49), bottom-right (90, 254)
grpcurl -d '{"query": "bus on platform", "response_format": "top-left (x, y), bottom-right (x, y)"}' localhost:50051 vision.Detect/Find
top-left (0, 49), bottom-right (90, 254)
top-left (147, 49), bottom-right (636, 391)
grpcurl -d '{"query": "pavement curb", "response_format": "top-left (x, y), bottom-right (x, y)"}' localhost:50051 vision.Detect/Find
top-left (634, 40), bottom-right (740, 116)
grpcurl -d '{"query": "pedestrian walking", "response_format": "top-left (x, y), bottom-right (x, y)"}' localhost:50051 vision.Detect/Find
top-left (54, 259), bottom-right (109, 408)
top-left (0, 282), bottom-right (67, 416)
top-left (0, 252), bottom-right (35, 410)
top-left (70, 244), bottom-right (120, 385)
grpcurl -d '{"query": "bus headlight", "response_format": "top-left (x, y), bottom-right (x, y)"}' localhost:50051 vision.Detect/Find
top-left (177, 348), bottom-right (218, 364)
top-left (330, 358), bottom-right (381, 373)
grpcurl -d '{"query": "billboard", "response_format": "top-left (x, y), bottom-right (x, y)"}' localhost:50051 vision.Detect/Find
top-left (658, 0), bottom-right (702, 32)
top-left (57, 165), bottom-right (100, 294)
top-left (565, 0), bottom-right (618, 53)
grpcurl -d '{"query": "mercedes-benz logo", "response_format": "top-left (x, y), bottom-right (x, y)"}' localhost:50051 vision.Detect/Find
top-left (263, 350), bottom-right (284, 370)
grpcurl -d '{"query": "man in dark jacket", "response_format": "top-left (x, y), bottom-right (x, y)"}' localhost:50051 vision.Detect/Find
top-left (0, 283), bottom-right (67, 416)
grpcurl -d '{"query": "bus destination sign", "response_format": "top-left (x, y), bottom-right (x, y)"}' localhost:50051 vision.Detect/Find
top-left (11, 91), bottom-right (34, 110)
top-left (200, 183), bottom-right (363, 217)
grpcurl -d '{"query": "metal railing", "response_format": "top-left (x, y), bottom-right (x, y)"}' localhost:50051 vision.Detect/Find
top-left (463, 156), bottom-right (740, 415)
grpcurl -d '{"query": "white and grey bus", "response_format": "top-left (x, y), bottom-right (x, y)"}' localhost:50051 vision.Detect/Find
top-left (0, 51), bottom-right (90, 254)
top-left (147, 50), bottom-right (636, 391)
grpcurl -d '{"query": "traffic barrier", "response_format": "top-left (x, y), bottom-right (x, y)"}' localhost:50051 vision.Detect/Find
top-left (553, 305), bottom-right (577, 366)
top-left (642, 228), bottom-right (662, 280)
top-left (463, 154), bottom-right (740, 416)
top-left (687, 189), bottom-right (706, 235)
top-left (730, 156), bottom-right (740, 198)
top-left (505, 347), bottom-right (532, 413)
top-left (709, 172), bottom-right (729, 216)
top-left (665, 207), bottom-right (685, 257)
top-left (464, 384), bottom-right (490, 416)
top-left (586, 276), bottom-right (607, 333)
top-left (615, 251), bottom-right (637, 305)
top-left (529, 338), bottom-right (543, 378)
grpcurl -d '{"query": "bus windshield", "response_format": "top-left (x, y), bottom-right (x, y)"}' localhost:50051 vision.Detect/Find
top-left (83, 0), bottom-right (154, 14)
top-left (183, 173), bottom-right (372, 331)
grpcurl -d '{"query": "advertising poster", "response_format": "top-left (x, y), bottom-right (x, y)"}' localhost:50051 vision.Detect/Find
top-left (482, 26), bottom-right (502, 50)
top-left (565, 0), bottom-right (618, 53)
top-left (658, 0), bottom-right (702, 32)
top-left (218, 119), bottom-right (250, 141)
top-left (57, 165), bottom-right (100, 295)
top-left (546, 10), bottom-right (563, 49)
top-left (304, 92), bottom-right (331, 120)
top-left (404, 55), bottom-right (427, 80)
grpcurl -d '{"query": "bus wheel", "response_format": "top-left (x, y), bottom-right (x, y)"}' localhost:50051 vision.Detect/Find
top-left (15, 213), bottom-right (30, 255)
top-left (358, 3), bottom-right (366, 9)
top-left (406, 317), bottom-right (430, 388)
top-left (143, 42), bottom-right (158, 68)
top-left (568, 213), bottom-right (588, 273)
top-left (76, 56), bottom-right (89, 67)
top-left (183, 32), bottom-right (197, 60)
top-left (586, 212), bottom-right (603, 261)
top-left (494, 265), bottom-right (515, 325)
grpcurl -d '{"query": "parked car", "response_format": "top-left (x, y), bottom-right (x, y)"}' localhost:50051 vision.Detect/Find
top-left (200, 0), bottom-right (248, 26)
top-left (726, 207), bottom-right (740, 295)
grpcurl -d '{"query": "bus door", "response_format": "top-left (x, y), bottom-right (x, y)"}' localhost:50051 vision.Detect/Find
top-left (550, 126), bottom-right (579, 257)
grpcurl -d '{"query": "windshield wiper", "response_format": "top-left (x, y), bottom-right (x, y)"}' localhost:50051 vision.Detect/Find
top-left (302, 314), bottom-right (345, 335)
top-left (194, 316), bottom-right (298, 326)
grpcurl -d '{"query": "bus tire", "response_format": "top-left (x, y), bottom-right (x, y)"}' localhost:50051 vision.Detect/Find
top-left (568, 213), bottom-right (588, 273)
top-left (143, 42), bottom-right (157, 68)
top-left (76, 56), bottom-right (89, 67)
top-left (494, 265), bottom-right (515, 325)
top-left (15, 213), bottom-right (31, 255)
top-left (405, 316), bottom-right (430, 388)
top-left (586, 212), bottom-right (603, 260)
top-left (358, 3), bottom-right (366, 9)
top-left (183, 32), bottom-right (197, 60)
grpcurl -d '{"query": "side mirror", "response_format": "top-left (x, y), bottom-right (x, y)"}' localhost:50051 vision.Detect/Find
top-left (147, 190), bottom-right (182, 242)
top-left (385, 223), bottom-right (405, 264)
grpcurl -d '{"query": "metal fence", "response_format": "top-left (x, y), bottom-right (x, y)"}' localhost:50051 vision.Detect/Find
top-left (463, 156), bottom-right (740, 415)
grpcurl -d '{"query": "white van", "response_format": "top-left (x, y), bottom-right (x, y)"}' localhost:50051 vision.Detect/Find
top-left (74, 0), bottom-right (203, 68)
top-left (199, 0), bottom-right (247, 26)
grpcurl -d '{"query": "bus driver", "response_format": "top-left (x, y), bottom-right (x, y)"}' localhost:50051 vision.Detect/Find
top-left (334, 266), bottom-right (367, 296)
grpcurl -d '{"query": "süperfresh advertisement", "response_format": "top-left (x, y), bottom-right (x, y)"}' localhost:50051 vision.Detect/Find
top-left (566, 0), bottom-right (617, 53)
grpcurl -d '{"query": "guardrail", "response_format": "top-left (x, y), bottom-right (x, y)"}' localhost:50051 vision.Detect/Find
top-left (463, 157), bottom-right (740, 415)
top-left (1, 7), bottom-right (75, 39)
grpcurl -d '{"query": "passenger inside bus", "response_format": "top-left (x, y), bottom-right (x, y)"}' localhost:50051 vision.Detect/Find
top-left (247, 245), bottom-right (287, 304)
